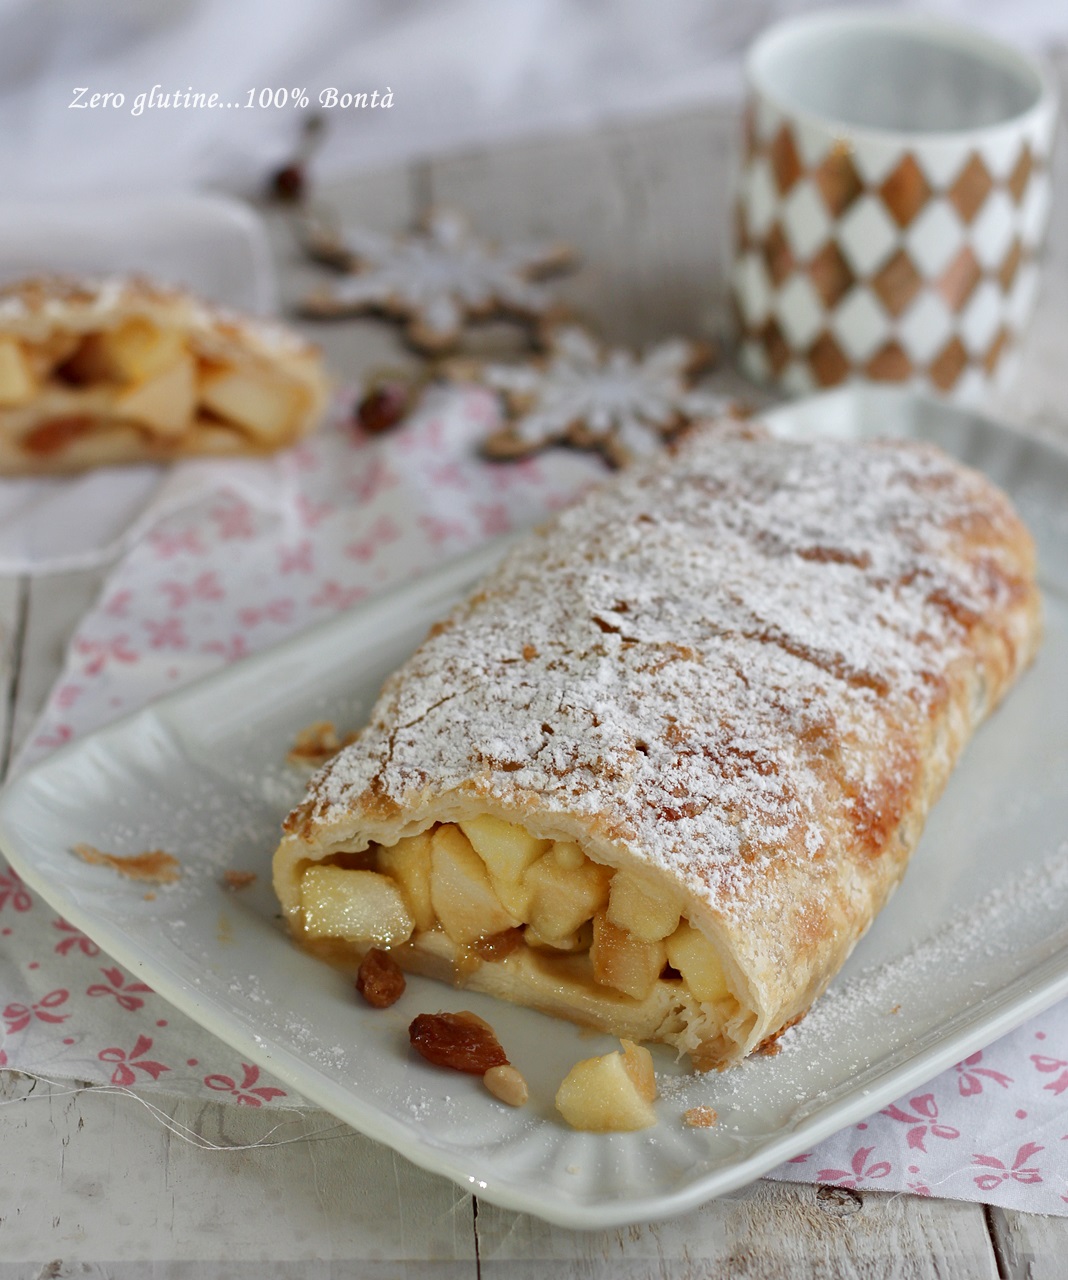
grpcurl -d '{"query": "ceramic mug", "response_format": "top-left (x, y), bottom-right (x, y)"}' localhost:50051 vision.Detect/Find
top-left (732, 11), bottom-right (1058, 402)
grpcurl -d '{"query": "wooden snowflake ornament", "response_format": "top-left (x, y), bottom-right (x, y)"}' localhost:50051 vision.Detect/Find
top-left (481, 326), bottom-right (728, 466)
top-left (301, 208), bottom-right (575, 352)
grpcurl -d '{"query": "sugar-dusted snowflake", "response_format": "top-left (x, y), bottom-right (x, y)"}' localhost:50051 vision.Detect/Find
top-left (481, 326), bottom-right (729, 466)
top-left (301, 207), bottom-right (575, 352)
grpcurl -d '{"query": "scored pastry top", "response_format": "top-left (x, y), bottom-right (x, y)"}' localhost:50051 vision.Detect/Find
top-left (288, 422), bottom-right (1038, 939)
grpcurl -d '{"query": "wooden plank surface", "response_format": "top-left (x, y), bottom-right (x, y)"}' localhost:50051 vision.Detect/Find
top-left (3, 88), bottom-right (1068, 1275)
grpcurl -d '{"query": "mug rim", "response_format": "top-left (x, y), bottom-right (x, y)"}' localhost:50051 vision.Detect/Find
top-left (745, 9), bottom-right (1057, 145)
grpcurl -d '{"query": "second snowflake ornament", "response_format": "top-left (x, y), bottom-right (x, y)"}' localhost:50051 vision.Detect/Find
top-left (481, 326), bottom-right (729, 467)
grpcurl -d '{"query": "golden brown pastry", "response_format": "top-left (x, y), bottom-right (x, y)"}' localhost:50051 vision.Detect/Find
top-left (273, 421), bottom-right (1040, 1070)
top-left (0, 275), bottom-right (329, 474)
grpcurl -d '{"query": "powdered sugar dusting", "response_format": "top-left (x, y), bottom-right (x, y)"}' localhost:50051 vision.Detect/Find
top-left (292, 424), bottom-right (1035, 970)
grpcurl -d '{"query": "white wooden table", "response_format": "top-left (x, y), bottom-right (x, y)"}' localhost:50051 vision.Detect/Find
top-left (3, 82), bottom-right (1068, 1276)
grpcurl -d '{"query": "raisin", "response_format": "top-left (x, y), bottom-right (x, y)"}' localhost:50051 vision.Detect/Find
top-left (355, 383), bottom-right (411, 435)
top-left (471, 927), bottom-right (524, 961)
top-left (22, 415), bottom-right (94, 455)
top-left (356, 948), bottom-right (406, 1008)
top-left (409, 1011), bottom-right (509, 1074)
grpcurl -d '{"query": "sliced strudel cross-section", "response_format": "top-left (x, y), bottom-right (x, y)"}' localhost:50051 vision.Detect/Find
top-left (0, 275), bottom-right (329, 474)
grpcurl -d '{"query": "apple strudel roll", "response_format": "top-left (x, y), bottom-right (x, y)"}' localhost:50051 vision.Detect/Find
top-left (0, 275), bottom-right (329, 474)
top-left (273, 422), bottom-right (1040, 1069)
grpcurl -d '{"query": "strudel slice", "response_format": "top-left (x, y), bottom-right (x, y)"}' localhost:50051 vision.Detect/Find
top-left (0, 276), bottom-right (329, 474)
top-left (273, 422), bottom-right (1040, 1069)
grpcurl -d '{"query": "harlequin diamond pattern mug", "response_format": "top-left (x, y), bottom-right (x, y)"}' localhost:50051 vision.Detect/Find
top-left (732, 11), bottom-right (1058, 402)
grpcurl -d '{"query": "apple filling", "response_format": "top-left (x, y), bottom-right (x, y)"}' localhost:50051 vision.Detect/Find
top-left (0, 319), bottom-right (318, 461)
top-left (295, 816), bottom-right (742, 1055)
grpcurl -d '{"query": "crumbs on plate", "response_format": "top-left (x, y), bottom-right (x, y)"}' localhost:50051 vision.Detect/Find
top-left (72, 842), bottom-right (181, 885)
top-left (222, 869), bottom-right (257, 891)
top-left (683, 1106), bottom-right (717, 1129)
top-left (286, 720), bottom-right (357, 767)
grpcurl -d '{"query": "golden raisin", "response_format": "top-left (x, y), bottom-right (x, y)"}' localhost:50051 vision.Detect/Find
top-left (471, 927), bottom-right (524, 961)
top-left (356, 948), bottom-right (406, 1008)
top-left (409, 1010), bottom-right (509, 1074)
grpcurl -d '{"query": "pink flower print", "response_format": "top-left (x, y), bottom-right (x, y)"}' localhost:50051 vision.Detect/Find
top-left (160, 571), bottom-right (224, 609)
top-left (149, 528), bottom-right (205, 559)
top-left (278, 539), bottom-right (315, 575)
top-left (787, 1153), bottom-right (811, 1164)
top-left (201, 634), bottom-right (250, 663)
top-left (3, 989), bottom-right (70, 1033)
top-left (53, 917), bottom-right (99, 957)
top-left (238, 598), bottom-right (294, 628)
top-left (428, 461), bottom-right (468, 489)
top-left (880, 1094), bottom-right (960, 1152)
top-left (0, 865), bottom-right (32, 913)
top-left (296, 494), bottom-right (333, 529)
top-left (103, 589), bottom-right (133, 618)
top-left (87, 966), bottom-right (154, 1011)
top-left (474, 502), bottom-right (511, 537)
top-left (0, 1049), bottom-right (6, 1066)
top-left (418, 514), bottom-right (467, 546)
top-left (54, 683), bottom-right (84, 709)
top-left (310, 580), bottom-right (369, 611)
top-left (74, 634), bottom-right (139, 676)
top-left (211, 499), bottom-right (256, 540)
top-left (98, 1034), bottom-right (169, 1086)
top-left (345, 515), bottom-right (400, 562)
top-left (817, 1146), bottom-right (892, 1188)
top-left (1031, 1054), bottom-right (1068, 1096)
top-left (347, 457), bottom-right (399, 503)
top-left (144, 616), bottom-right (188, 650)
top-left (973, 1142), bottom-right (1044, 1191)
top-left (203, 1062), bottom-right (287, 1106)
top-left (33, 724), bottom-right (72, 752)
top-left (955, 1050), bottom-right (1013, 1096)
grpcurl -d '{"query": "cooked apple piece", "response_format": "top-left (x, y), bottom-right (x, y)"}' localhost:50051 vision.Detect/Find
top-left (607, 871), bottom-right (682, 941)
top-left (99, 318), bottom-right (187, 382)
top-left (459, 816), bottom-right (549, 880)
top-left (300, 866), bottom-right (414, 947)
top-left (0, 340), bottom-right (37, 405)
top-left (458, 816), bottom-right (549, 918)
top-left (376, 832), bottom-right (435, 932)
top-left (199, 363), bottom-right (306, 441)
top-left (524, 920), bottom-right (593, 953)
top-left (429, 825), bottom-right (520, 946)
top-left (664, 921), bottom-right (730, 1002)
top-left (115, 353), bottom-right (196, 437)
top-left (523, 845), bottom-right (611, 943)
top-left (555, 1038), bottom-right (657, 1131)
top-left (590, 912), bottom-right (666, 999)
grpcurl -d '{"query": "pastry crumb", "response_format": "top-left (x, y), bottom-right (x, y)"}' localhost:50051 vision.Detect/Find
top-left (683, 1106), bottom-right (717, 1129)
top-left (73, 843), bottom-right (181, 885)
top-left (287, 720), bottom-right (357, 767)
top-left (223, 869), bottom-right (257, 891)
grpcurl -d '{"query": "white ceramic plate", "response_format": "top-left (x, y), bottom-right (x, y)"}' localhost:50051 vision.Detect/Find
top-left (2, 387), bottom-right (1067, 1229)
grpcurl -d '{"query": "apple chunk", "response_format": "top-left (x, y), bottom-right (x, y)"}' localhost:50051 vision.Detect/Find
top-left (523, 844), bottom-right (611, 942)
top-left (429, 825), bottom-right (520, 946)
top-left (607, 871), bottom-right (682, 941)
top-left (300, 866), bottom-right (413, 947)
top-left (555, 1039), bottom-right (658, 1131)
top-left (376, 832), bottom-right (435, 932)
top-left (458, 815), bottom-right (549, 918)
top-left (0, 340), bottom-right (36, 405)
top-left (590, 912), bottom-right (665, 999)
top-left (115, 354), bottom-right (196, 437)
top-left (100, 318), bottom-right (187, 381)
top-left (199, 363), bottom-right (306, 441)
top-left (665, 921), bottom-right (730, 1002)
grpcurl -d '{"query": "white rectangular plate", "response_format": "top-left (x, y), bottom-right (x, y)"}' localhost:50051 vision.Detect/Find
top-left (2, 386), bottom-right (1067, 1229)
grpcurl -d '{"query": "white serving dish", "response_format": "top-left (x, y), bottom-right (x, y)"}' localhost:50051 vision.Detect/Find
top-left (1, 386), bottom-right (1066, 1229)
